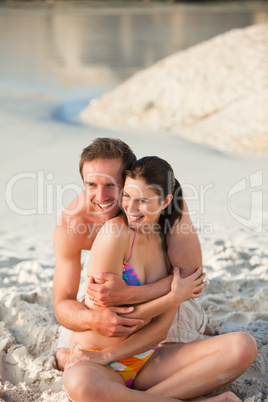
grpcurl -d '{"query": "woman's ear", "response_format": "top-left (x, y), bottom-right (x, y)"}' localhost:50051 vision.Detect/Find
top-left (161, 194), bottom-right (173, 210)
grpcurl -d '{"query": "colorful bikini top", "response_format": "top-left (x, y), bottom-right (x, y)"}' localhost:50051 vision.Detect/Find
top-left (122, 230), bottom-right (168, 286)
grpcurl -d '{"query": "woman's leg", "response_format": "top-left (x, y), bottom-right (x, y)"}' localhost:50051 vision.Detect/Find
top-left (63, 353), bottom-right (244, 402)
top-left (133, 332), bottom-right (257, 400)
top-left (63, 360), bottom-right (177, 402)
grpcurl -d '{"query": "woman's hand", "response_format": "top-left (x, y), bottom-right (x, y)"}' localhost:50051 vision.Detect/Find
top-left (170, 267), bottom-right (207, 303)
top-left (65, 348), bottom-right (107, 371)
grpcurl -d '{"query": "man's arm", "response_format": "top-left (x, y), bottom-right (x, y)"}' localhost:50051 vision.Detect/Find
top-left (66, 269), bottom-right (200, 369)
top-left (53, 221), bottom-right (142, 337)
top-left (166, 199), bottom-right (203, 278)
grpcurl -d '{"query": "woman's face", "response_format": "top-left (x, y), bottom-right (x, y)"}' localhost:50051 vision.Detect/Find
top-left (122, 177), bottom-right (165, 232)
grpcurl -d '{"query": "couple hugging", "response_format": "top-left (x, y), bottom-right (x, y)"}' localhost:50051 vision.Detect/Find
top-left (53, 138), bottom-right (257, 401)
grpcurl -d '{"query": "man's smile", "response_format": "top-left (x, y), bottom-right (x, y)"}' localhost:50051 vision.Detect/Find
top-left (95, 201), bottom-right (116, 211)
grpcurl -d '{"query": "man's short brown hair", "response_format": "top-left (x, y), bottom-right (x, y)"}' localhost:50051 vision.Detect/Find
top-left (79, 138), bottom-right (136, 180)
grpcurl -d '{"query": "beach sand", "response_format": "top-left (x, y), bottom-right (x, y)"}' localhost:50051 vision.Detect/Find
top-left (0, 219), bottom-right (268, 401)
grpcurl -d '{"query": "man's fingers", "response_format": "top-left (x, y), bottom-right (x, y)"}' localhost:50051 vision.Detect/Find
top-left (86, 284), bottom-right (100, 294)
top-left (93, 272), bottom-right (113, 281)
top-left (86, 276), bottom-right (99, 294)
top-left (91, 299), bottom-right (103, 307)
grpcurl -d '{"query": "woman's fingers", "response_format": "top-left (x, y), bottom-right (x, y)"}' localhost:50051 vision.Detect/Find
top-left (193, 280), bottom-right (207, 297)
top-left (192, 266), bottom-right (202, 278)
top-left (195, 272), bottom-right (206, 284)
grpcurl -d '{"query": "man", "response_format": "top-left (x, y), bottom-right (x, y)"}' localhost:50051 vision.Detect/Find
top-left (54, 138), bottom-right (210, 371)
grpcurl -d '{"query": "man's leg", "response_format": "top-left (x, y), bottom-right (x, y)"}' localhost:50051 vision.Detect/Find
top-left (133, 332), bottom-right (257, 400)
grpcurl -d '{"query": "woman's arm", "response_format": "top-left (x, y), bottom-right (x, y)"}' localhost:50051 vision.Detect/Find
top-left (66, 306), bottom-right (177, 370)
top-left (84, 218), bottom-right (129, 309)
top-left (103, 307), bottom-right (177, 364)
top-left (87, 266), bottom-right (203, 307)
top-left (66, 269), bottom-right (205, 369)
top-left (103, 268), bottom-right (206, 361)
top-left (87, 273), bottom-right (172, 306)
top-left (121, 267), bottom-right (205, 322)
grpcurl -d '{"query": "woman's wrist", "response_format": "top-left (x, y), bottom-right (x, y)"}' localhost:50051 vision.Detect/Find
top-left (101, 348), bottom-right (114, 365)
top-left (168, 289), bottom-right (183, 306)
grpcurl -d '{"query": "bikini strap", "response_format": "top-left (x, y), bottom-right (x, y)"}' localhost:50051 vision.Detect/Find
top-left (125, 230), bottom-right (137, 262)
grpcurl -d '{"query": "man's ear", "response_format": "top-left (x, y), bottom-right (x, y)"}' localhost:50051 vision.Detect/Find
top-left (161, 194), bottom-right (173, 210)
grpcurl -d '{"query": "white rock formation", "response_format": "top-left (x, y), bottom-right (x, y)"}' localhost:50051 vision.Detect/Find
top-left (81, 24), bottom-right (268, 153)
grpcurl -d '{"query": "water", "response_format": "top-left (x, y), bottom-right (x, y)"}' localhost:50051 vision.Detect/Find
top-left (0, 1), bottom-right (267, 252)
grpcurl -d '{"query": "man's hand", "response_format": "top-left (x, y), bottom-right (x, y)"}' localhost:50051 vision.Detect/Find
top-left (92, 306), bottom-right (143, 337)
top-left (87, 273), bottom-right (130, 307)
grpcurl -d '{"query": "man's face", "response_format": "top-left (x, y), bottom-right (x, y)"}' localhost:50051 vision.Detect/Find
top-left (83, 158), bottom-right (124, 221)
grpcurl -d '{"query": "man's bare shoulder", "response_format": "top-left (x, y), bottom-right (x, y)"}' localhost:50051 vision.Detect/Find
top-left (54, 191), bottom-right (101, 254)
top-left (57, 191), bottom-right (94, 223)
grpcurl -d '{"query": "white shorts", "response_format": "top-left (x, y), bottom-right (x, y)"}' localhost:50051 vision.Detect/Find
top-left (163, 299), bottom-right (207, 343)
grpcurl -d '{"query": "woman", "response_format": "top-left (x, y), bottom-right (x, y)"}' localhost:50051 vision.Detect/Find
top-left (63, 157), bottom-right (257, 402)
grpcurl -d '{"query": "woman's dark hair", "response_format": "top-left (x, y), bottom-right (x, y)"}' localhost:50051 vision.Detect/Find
top-left (125, 156), bottom-right (183, 235)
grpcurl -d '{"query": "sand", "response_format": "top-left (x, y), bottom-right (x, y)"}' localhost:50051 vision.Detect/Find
top-left (0, 227), bottom-right (268, 400)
